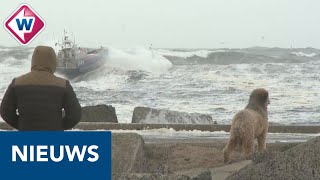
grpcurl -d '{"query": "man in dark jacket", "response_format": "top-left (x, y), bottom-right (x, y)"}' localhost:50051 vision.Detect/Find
top-left (0, 46), bottom-right (81, 130)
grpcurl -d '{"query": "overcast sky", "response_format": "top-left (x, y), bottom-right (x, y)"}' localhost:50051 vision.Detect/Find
top-left (1, 0), bottom-right (319, 48)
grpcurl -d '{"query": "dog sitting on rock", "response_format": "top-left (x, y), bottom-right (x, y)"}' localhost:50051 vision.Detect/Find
top-left (223, 88), bottom-right (270, 163)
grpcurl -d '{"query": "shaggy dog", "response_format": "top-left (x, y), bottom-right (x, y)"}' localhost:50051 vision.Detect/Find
top-left (223, 88), bottom-right (270, 163)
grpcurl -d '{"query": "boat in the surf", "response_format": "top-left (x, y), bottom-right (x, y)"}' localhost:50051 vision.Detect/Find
top-left (55, 31), bottom-right (108, 79)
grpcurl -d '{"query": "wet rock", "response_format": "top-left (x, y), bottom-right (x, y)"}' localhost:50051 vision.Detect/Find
top-left (112, 133), bottom-right (146, 176)
top-left (211, 160), bottom-right (252, 180)
top-left (251, 151), bottom-right (279, 164)
top-left (174, 168), bottom-right (212, 180)
top-left (81, 104), bottom-right (118, 123)
top-left (115, 173), bottom-right (190, 180)
top-left (116, 168), bottom-right (212, 180)
top-left (132, 107), bottom-right (213, 124)
top-left (227, 136), bottom-right (320, 180)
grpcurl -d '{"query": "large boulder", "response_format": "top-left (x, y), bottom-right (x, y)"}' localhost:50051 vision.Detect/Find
top-left (132, 107), bottom-right (213, 124)
top-left (227, 136), bottom-right (320, 180)
top-left (81, 104), bottom-right (118, 123)
top-left (112, 133), bottom-right (146, 178)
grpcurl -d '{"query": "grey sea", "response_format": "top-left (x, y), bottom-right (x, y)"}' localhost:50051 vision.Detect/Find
top-left (1, 46), bottom-right (320, 125)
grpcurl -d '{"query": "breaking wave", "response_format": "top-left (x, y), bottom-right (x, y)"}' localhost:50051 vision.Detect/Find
top-left (160, 47), bottom-right (320, 65)
top-left (73, 47), bottom-right (172, 83)
top-left (106, 47), bottom-right (172, 73)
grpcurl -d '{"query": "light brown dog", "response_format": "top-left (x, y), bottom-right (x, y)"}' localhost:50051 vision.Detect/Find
top-left (223, 88), bottom-right (270, 163)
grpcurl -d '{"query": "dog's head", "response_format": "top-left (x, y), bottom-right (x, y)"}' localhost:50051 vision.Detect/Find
top-left (249, 88), bottom-right (270, 109)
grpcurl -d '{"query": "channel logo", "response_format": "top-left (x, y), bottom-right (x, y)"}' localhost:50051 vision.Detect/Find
top-left (4, 4), bottom-right (45, 45)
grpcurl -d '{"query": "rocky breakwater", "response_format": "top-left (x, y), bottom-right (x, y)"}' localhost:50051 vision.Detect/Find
top-left (131, 106), bottom-right (214, 124)
top-left (80, 104), bottom-right (118, 123)
top-left (112, 133), bottom-right (213, 180)
top-left (227, 136), bottom-right (320, 179)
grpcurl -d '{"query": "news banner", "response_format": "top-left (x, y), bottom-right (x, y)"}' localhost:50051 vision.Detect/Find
top-left (0, 131), bottom-right (112, 180)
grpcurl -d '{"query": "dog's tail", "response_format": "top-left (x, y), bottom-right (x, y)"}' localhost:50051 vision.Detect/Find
top-left (231, 112), bottom-right (246, 149)
top-left (234, 126), bottom-right (243, 149)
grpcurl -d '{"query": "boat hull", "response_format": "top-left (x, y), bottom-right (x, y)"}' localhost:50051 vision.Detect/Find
top-left (56, 54), bottom-right (106, 79)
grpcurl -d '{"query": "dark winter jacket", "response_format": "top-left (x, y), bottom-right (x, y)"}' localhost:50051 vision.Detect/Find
top-left (0, 46), bottom-right (81, 130)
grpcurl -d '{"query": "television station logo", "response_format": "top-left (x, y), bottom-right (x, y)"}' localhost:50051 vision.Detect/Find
top-left (4, 4), bottom-right (45, 45)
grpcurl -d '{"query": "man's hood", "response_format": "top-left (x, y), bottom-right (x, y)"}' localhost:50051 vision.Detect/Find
top-left (31, 46), bottom-right (57, 73)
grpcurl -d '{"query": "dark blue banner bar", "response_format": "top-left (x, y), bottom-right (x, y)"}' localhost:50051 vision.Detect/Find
top-left (0, 131), bottom-right (111, 180)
